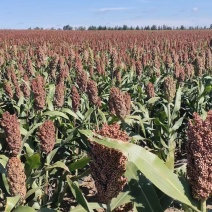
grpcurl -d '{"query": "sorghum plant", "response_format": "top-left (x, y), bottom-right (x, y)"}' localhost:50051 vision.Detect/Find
top-left (187, 111), bottom-right (212, 211)
top-left (1, 112), bottom-right (22, 156)
top-left (163, 75), bottom-right (176, 102)
top-left (37, 120), bottom-right (56, 154)
top-left (6, 157), bottom-right (26, 201)
top-left (89, 123), bottom-right (128, 204)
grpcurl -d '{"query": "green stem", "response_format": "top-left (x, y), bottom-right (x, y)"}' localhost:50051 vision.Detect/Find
top-left (201, 199), bottom-right (207, 212)
top-left (43, 169), bottom-right (49, 204)
top-left (121, 119), bottom-right (126, 131)
top-left (167, 102), bottom-right (171, 128)
top-left (94, 106), bottom-right (99, 130)
top-left (106, 201), bottom-right (111, 212)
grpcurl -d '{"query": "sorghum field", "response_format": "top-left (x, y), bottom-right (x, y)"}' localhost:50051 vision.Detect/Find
top-left (0, 30), bottom-right (211, 212)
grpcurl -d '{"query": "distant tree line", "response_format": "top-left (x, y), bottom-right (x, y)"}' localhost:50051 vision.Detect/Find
top-left (29, 24), bottom-right (212, 31)
top-left (63, 24), bottom-right (212, 30)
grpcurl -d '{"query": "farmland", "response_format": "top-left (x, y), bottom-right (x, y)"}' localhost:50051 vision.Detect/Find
top-left (0, 30), bottom-right (211, 212)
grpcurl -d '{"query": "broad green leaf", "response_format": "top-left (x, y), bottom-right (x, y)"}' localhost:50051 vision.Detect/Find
top-left (97, 108), bottom-right (107, 123)
top-left (69, 156), bottom-right (90, 172)
top-left (25, 154), bottom-right (41, 169)
top-left (171, 116), bottom-right (184, 132)
top-left (45, 161), bottom-right (70, 173)
top-left (5, 195), bottom-right (20, 212)
top-left (22, 122), bottom-right (43, 148)
top-left (125, 162), bottom-right (163, 212)
top-left (165, 139), bottom-right (176, 170)
top-left (83, 108), bottom-right (93, 122)
top-left (147, 97), bottom-right (160, 105)
top-left (13, 206), bottom-right (36, 212)
top-left (46, 84), bottom-right (55, 111)
top-left (0, 155), bottom-right (8, 167)
top-left (61, 108), bottom-right (79, 120)
top-left (110, 192), bottom-right (132, 211)
top-left (66, 177), bottom-right (93, 212)
top-left (46, 147), bottom-right (59, 165)
top-left (25, 186), bottom-right (43, 199)
top-left (43, 111), bottom-right (69, 120)
top-left (25, 154), bottom-right (41, 177)
top-left (172, 87), bottom-right (182, 120)
top-left (20, 127), bottom-right (28, 136)
top-left (71, 203), bottom-right (105, 212)
top-left (79, 130), bottom-right (200, 212)
top-left (2, 173), bottom-right (10, 195)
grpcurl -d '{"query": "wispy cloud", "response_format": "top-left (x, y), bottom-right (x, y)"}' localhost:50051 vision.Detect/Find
top-left (192, 7), bottom-right (198, 12)
top-left (97, 7), bottom-right (130, 12)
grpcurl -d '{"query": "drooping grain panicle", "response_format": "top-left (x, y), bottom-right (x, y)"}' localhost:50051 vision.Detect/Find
top-left (109, 87), bottom-right (131, 119)
top-left (6, 157), bottom-right (26, 201)
top-left (163, 75), bottom-right (176, 102)
top-left (31, 75), bottom-right (46, 110)
top-left (3, 81), bottom-right (13, 99)
top-left (187, 111), bottom-right (212, 200)
top-left (89, 123), bottom-right (129, 204)
top-left (76, 69), bottom-right (88, 92)
top-left (54, 81), bottom-right (65, 108)
top-left (37, 120), bottom-right (56, 154)
top-left (86, 79), bottom-right (101, 107)
top-left (1, 111), bottom-right (22, 156)
top-left (21, 74), bottom-right (30, 98)
top-left (71, 86), bottom-right (80, 112)
top-left (146, 82), bottom-right (155, 98)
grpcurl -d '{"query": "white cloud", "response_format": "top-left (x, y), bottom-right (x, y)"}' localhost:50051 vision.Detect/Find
top-left (97, 7), bottom-right (130, 12)
top-left (192, 7), bottom-right (198, 12)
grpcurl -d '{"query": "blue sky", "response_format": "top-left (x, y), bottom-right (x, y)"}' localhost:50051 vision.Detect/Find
top-left (0, 0), bottom-right (212, 29)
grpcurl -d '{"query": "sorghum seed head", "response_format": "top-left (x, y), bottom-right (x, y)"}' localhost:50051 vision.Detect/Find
top-left (187, 111), bottom-right (212, 200)
top-left (1, 112), bottom-right (22, 156)
top-left (89, 123), bottom-right (129, 204)
top-left (6, 157), bottom-right (26, 201)
top-left (37, 120), bottom-right (56, 154)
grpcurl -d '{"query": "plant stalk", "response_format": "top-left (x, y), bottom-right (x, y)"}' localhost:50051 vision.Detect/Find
top-left (201, 199), bottom-right (207, 212)
top-left (106, 201), bottom-right (111, 212)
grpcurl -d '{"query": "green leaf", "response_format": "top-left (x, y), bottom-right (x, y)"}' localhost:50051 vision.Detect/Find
top-left (25, 154), bottom-right (41, 169)
top-left (165, 139), bottom-right (176, 171)
top-left (0, 155), bottom-right (9, 167)
top-left (71, 203), bottom-right (105, 212)
top-left (45, 161), bottom-right (70, 173)
top-left (172, 87), bottom-right (182, 120)
top-left (46, 147), bottom-right (59, 165)
top-left (13, 206), bottom-right (36, 212)
top-left (25, 154), bottom-right (41, 177)
top-left (110, 192), bottom-right (132, 211)
top-left (125, 162), bottom-right (163, 212)
top-left (22, 122), bottom-right (43, 147)
top-left (43, 111), bottom-right (69, 120)
top-left (2, 173), bottom-right (10, 195)
top-left (79, 130), bottom-right (200, 212)
top-left (5, 195), bottom-right (20, 212)
top-left (97, 108), bottom-right (107, 123)
top-left (83, 108), bottom-right (93, 122)
top-left (25, 186), bottom-right (43, 199)
top-left (20, 127), bottom-right (28, 136)
top-left (147, 97), bottom-right (160, 105)
top-left (171, 116), bottom-right (184, 132)
top-left (61, 108), bottom-right (79, 120)
top-left (46, 84), bottom-right (55, 111)
top-left (66, 177), bottom-right (93, 212)
top-left (69, 156), bottom-right (90, 172)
